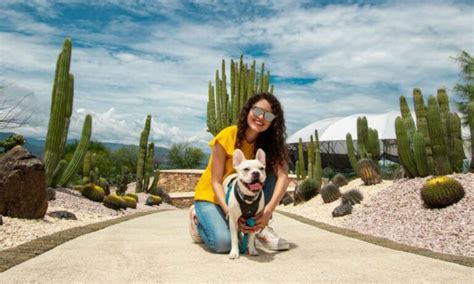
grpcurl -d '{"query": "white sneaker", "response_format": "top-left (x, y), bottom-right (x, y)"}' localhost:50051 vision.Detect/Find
top-left (256, 226), bottom-right (290, 251)
top-left (189, 205), bottom-right (202, 243)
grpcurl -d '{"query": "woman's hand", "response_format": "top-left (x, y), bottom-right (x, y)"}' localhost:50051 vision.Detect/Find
top-left (238, 216), bottom-right (260, 233)
top-left (255, 207), bottom-right (272, 231)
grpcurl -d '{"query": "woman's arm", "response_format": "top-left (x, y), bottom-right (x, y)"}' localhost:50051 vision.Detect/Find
top-left (210, 142), bottom-right (229, 217)
top-left (255, 161), bottom-right (290, 230)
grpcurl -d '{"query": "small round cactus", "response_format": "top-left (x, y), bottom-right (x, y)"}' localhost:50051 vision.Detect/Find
top-left (331, 173), bottom-right (348, 188)
top-left (357, 159), bottom-right (382, 185)
top-left (103, 194), bottom-right (127, 210)
top-left (421, 176), bottom-right (465, 208)
top-left (320, 183), bottom-right (341, 203)
top-left (124, 193), bottom-right (139, 202)
top-left (295, 178), bottom-right (319, 202)
top-left (81, 184), bottom-right (105, 202)
top-left (146, 194), bottom-right (163, 206)
top-left (341, 189), bottom-right (364, 205)
top-left (122, 196), bottom-right (137, 209)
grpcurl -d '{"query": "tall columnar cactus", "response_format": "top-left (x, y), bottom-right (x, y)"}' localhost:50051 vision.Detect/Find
top-left (297, 138), bottom-right (306, 179)
top-left (395, 89), bottom-right (465, 177)
top-left (143, 142), bottom-right (155, 192)
top-left (58, 114), bottom-right (92, 186)
top-left (207, 55), bottom-right (273, 135)
top-left (468, 102), bottom-right (474, 172)
top-left (136, 115), bottom-right (151, 193)
top-left (346, 117), bottom-right (381, 181)
top-left (313, 130), bottom-right (322, 184)
top-left (83, 151), bottom-right (92, 183)
top-left (43, 38), bottom-right (74, 186)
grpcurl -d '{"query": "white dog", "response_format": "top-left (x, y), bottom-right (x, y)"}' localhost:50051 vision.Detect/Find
top-left (223, 148), bottom-right (266, 259)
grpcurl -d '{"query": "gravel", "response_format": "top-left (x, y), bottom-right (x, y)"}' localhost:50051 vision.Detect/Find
top-left (278, 173), bottom-right (474, 257)
top-left (0, 187), bottom-right (175, 251)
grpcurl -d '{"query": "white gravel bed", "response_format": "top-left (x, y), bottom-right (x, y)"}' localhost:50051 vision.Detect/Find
top-left (278, 173), bottom-right (474, 257)
top-left (0, 187), bottom-right (175, 251)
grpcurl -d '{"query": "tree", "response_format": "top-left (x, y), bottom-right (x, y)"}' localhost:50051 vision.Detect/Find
top-left (0, 134), bottom-right (26, 153)
top-left (454, 51), bottom-right (474, 125)
top-left (0, 84), bottom-right (33, 129)
top-left (168, 143), bottom-right (205, 169)
top-left (111, 145), bottom-right (138, 178)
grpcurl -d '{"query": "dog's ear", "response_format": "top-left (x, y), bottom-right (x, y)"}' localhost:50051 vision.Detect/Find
top-left (256, 148), bottom-right (266, 166)
top-left (233, 149), bottom-right (246, 167)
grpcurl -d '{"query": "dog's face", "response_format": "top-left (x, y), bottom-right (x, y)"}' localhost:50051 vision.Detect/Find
top-left (233, 148), bottom-right (266, 196)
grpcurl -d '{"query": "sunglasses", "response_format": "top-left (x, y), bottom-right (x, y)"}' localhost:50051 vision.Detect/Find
top-left (252, 106), bottom-right (276, 122)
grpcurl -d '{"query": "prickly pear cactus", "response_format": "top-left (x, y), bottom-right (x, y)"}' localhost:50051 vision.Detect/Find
top-left (81, 184), bottom-right (105, 202)
top-left (357, 159), bottom-right (382, 185)
top-left (320, 183), bottom-right (341, 203)
top-left (420, 176), bottom-right (465, 208)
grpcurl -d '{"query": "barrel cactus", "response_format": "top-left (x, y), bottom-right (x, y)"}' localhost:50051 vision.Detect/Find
top-left (331, 173), bottom-right (348, 188)
top-left (357, 159), bottom-right (382, 185)
top-left (146, 194), bottom-right (163, 206)
top-left (341, 189), bottom-right (364, 205)
top-left (420, 176), bottom-right (465, 208)
top-left (320, 183), bottom-right (341, 203)
top-left (103, 194), bottom-right (128, 210)
top-left (294, 178), bottom-right (320, 202)
top-left (122, 196), bottom-right (137, 209)
top-left (81, 184), bottom-right (105, 202)
top-left (124, 193), bottom-right (139, 202)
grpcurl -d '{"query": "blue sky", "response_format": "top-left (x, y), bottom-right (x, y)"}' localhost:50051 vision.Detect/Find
top-left (0, 0), bottom-right (473, 151)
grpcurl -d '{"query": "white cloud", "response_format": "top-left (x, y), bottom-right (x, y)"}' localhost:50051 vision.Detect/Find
top-left (0, 0), bottom-right (472, 149)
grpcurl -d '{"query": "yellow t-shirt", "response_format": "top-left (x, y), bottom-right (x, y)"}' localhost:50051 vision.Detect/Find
top-left (194, 125), bottom-right (255, 204)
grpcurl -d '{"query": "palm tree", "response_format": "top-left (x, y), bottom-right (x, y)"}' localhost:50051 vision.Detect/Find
top-left (454, 51), bottom-right (474, 125)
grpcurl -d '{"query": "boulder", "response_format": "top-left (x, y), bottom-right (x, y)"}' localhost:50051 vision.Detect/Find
top-left (0, 215), bottom-right (3, 225)
top-left (0, 146), bottom-right (48, 219)
top-left (48, 210), bottom-right (77, 220)
top-left (332, 201), bottom-right (352, 217)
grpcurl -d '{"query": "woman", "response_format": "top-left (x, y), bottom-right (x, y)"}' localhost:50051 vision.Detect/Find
top-left (190, 92), bottom-right (290, 253)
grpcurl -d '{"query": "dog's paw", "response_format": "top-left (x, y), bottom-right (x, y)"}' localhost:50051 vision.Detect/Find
top-left (248, 247), bottom-right (259, 256)
top-left (228, 250), bottom-right (239, 259)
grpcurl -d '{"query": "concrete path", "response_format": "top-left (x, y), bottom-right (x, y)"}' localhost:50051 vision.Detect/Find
top-left (0, 209), bottom-right (472, 283)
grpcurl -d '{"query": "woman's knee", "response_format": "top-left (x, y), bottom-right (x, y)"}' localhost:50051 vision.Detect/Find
top-left (209, 232), bottom-right (231, 253)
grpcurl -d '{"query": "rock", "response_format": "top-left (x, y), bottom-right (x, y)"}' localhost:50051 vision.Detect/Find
top-left (332, 201), bottom-right (352, 217)
top-left (0, 215), bottom-right (3, 225)
top-left (280, 191), bottom-right (294, 206)
top-left (46, 187), bottom-right (56, 201)
top-left (48, 210), bottom-right (78, 220)
top-left (0, 146), bottom-right (48, 219)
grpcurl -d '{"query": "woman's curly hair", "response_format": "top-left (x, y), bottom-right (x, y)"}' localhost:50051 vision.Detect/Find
top-left (235, 92), bottom-right (288, 174)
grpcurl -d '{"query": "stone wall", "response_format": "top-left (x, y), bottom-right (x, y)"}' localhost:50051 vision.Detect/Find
top-left (159, 169), bottom-right (298, 194)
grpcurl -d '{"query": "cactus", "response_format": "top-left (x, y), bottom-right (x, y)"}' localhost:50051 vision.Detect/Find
top-left (357, 159), bottom-right (382, 185)
top-left (297, 138), bottom-right (306, 178)
top-left (313, 130), bottom-right (322, 184)
top-left (51, 159), bottom-right (68, 187)
top-left (43, 38), bottom-right (74, 186)
top-left (420, 176), bottom-right (465, 208)
top-left (341, 189), bottom-right (364, 205)
top-left (207, 55), bottom-right (273, 135)
top-left (320, 183), bottom-right (341, 203)
top-left (103, 194), bottom-right (128, 210)
top-left (346, 117), bottom-right (381, 183)
top-left (395, 116), bottom-right (418, 178)
top-left (143, 142), bottom-right (155, 191)
top-left (136, 115), bottom-right (151, 193)
top-left (413, 131), bottom-right (429, 177)
top-left (122, 196), bottom-right (137, 209)
top-left (413, 89), bottom-right (433, 171)
top-left (116, 166), bottom-right (130, 196)
top-left (124, 193), bottom-right (138, 202)
top-left (468, 102), bottom-right (474, 172)
top-left (98, 177), bottom-right (110, 196)
top-left (83, 151), bottom-right (92, 183)
top-left (58, 114), bottom-right (92, 186)
top-left (146, 195), bottom-right (163, 206)
top-left (81, 184), bottom-right (105, 202)
top-left (447, 113), bottom-right (465, 173)
top-left (294, 178), bottom-right (319, 202)
top-left (427, 95), bottom-right (452, 175)
top-left (331, 173), bottom-right (348, 188)
top-left (147, 169), bottom-right (160, 194)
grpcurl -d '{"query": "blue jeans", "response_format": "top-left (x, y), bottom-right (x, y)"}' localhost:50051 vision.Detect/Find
top-left (194, 174), bottom-right (276, 253)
